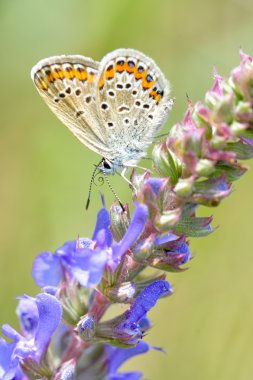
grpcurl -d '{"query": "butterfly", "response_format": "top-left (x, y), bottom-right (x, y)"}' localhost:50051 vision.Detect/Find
top-left (31, 49), bottom-right (172, 185)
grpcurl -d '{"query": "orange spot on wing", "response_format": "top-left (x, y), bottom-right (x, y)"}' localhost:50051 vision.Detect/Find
top-left (88, 71), bottom-right (95, 83)
top-left (105, 68), bottom-right (115, 79)
top-left (116, 62), bottom-right (127, 73)
top-left (142, 78), bottom-right (155, 90)
top-left (150, 89), bottom-right (162, 103)
top-left (99, 77), bottom-right (105, 90)
top-left (75, 68), bottom-right (88, 82)
top-left (45, 69), bottom-right (55, 83)
top-left (64, 67), bottom-right (75, 80)
top-left (126, 63), bottom-right (135, 74)
top-left (135, 69), bottom-right (147, 81)
top-left (155, 94), bottom-right (162, 103)
top-left (53, 68), bottom-right (64, 80)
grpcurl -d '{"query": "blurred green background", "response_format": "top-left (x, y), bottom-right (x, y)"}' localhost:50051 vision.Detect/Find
top-left (1, 0), bottom-right (253, 379)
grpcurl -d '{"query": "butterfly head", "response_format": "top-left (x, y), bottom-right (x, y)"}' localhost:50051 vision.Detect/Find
top-left (97, 158), bottom-right (117, 175)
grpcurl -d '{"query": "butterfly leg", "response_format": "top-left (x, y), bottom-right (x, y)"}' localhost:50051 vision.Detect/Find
top-left (126, 163), bottom-right (149, 171)
top-left (120, 168), bottom-right (137, 191)
top-left (126, 163), bottom-right (153, 174)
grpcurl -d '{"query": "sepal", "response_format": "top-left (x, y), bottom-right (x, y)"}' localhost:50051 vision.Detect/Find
top-left (153, 142), bottom-right (183, 184)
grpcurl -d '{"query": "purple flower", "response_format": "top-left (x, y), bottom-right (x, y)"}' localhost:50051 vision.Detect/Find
top-left (92, 204), bottom-right (112, 246)
top-left (0, 293), bottom-right (62, 379)
top-left (82, 281), bottom-right (173, 347)
top-left (75, 341), bottom-right (151, 380)
top-left (33, 204), bottom-right (148, 289)
top-left (0, 339), bottom-right (20, 379)
top-left (132, 230), bottom-right (191, 272)
top-left (111, 204), bottom-right (148, 269)
top-left (32, 201), bottom-right (112, 289)
top-left (32, 206), bottom-right (108, 289)
top-left (133, 174), bottom-right (182, 235)
top-left (118, 280), bottom-right (172, 337)
top-left (105, 341), bottom-right (150, 380)
top-left (153, 233), bottom-right (191, 270)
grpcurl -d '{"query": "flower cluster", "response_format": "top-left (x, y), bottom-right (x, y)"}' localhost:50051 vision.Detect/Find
top-left (1, 51), bottom-right (253, 380)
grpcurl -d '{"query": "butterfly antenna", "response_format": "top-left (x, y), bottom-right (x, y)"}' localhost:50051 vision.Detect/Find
top-left (103, 172), bottom-right (124, 210)
top-left (85, 165), bottom-right (98, 210)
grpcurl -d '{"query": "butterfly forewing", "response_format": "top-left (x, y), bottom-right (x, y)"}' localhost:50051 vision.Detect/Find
top-left (31, 55), bottom-right (112, 157)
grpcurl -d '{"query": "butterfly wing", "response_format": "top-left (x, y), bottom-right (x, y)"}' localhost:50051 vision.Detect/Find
top-left (31, 55), bottom-right (112, 158)
top-left (94, 48), bottom-right (172, 165)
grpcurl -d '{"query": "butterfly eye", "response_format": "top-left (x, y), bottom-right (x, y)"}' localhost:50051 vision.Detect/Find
top-left (103, 159), bottom-right (112, 170)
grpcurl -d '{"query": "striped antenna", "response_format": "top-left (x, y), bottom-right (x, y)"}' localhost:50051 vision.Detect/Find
top-left (102, 171), bottom-right (124, 211)
top-left (85, 165), bottom-right (99, 210)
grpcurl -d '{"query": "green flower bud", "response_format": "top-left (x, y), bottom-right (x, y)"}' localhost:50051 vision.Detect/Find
top-left (174, 177), bottom-right (194, 197)
top-left (155, 208), bottom-right (182, 231)
top-left (211, 135), bottom-right (227, 150)
top-left (196, 159), bottom-right (215, 176)
top-left (213, 94), bottom-right (234, 124)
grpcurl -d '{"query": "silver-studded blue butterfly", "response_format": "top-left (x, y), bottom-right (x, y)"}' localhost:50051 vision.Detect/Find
top-left (31, 49), bottom-right (172, 185)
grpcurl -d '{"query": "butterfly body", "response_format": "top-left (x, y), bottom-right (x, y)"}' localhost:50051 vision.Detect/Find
top-left (31, 49), bottom-right (172, 177)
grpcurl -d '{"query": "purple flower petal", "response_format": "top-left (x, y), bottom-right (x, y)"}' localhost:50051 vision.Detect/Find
top-left (108, 372), bottom-right (142, 380)
top-left (92, 207), bottom-right (112, 247)
top-left (2, 324), bottom-right (21, 342)
top-left (95, 229), bottom-right (109, 250)
top-left (32, 251), bottom-right (63, 288)
top-left (121, 281), bottom-right (172, 327)
top-left (16, 298), bottom-right (39, 338)
top-left (113, 204), bottom-right (148, 261)
top-left (154, 233), bottom-right (179, 246)
top-left (171, 242), bottom-right (191, 264)
top-left (1, 294), bottom-right (61, 379)
top-left (241, 137), bottom-right (253, 146)
top-left (106, 341), bottom-right (149, 373)
top-left (0, 338), bottom-right (16, 378)
top-left (43, 286), bottom-right (58, 296)
top-left (68, 248), bottom-right (108, 287)
top-left (146, 178), bottom-right (164, 195)
top-left (33, 293), bottom-right (62, 359)
top-left (56, 241), bottom-right (76, 256)
top-left (138, 316), bottom-right (151, 332)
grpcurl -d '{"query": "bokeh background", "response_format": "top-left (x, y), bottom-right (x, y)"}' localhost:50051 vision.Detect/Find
top-left (1, 0), bottom-right (253, 379)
